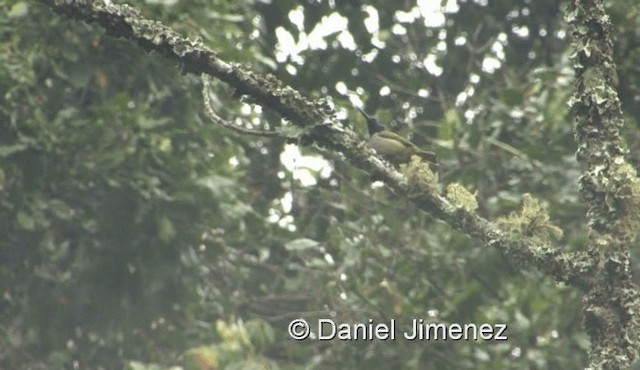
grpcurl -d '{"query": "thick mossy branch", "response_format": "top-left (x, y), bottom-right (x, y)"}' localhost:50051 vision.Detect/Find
top-left (402, 183), bottom-right (592, 290)
top-left (564, 0), bottom-right (640, 368)
top-left (565, 0), bottom-right (637, 236)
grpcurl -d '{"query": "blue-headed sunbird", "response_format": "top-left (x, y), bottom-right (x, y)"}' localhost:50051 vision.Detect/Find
top-left (357, 107), bottom-right (438, 170)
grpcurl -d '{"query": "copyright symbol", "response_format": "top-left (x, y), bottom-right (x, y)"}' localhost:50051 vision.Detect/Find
top-left (288, 319), bottom-right (310, 340)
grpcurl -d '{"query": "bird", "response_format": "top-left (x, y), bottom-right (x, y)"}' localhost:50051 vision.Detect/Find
top-left (357, 107), bottom-right (438, 170)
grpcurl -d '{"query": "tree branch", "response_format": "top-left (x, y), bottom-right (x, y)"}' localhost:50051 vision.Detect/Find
top-left (201, 76), bottom-right (290, 138)
top-left (564, 0), bottom-right (640, 367)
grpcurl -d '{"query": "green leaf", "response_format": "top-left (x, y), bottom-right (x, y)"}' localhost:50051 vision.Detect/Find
top-left (48, 199), bottom-right (73, 220)
top-left (439, 108), bottom-right (459, 143)
top-left (284, 238), bottom-right (320, 251)
top-left (0, 143), bottom-right (27, 157)
top-left (157, 216), bottom-right (176, 242)
top-left (8, 2), bottom-right (28, 18)
top-left (16, 211), bottom-right (35, 230)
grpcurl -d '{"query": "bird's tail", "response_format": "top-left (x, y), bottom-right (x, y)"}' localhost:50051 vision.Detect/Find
top-left (417, 150), bottom-right (439, 171)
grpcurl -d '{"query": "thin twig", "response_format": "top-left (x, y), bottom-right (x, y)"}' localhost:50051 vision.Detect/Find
top-left (201, 75), bottom-right (288, 138)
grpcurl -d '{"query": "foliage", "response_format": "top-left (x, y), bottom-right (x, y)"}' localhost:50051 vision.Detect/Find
top-left (1, 0), bottom-right (639, 369)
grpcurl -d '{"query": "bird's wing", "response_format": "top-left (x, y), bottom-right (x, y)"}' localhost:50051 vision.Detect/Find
top-left (375, 131), bottom-right (417, 149)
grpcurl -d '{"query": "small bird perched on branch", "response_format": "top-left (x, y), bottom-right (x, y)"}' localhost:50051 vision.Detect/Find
top-left (357, 107), bottom-right (438, 171)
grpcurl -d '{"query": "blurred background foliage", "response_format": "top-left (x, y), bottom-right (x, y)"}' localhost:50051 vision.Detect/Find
top-left (1, 0), bottom-right (639, 369)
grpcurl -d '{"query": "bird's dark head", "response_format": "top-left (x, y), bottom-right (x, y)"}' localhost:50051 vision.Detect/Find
top-left (357, 107), bottom-right (386, 136)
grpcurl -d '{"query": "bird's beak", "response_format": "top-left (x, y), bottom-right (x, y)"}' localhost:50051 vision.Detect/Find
top-left (356, 106), bottom-right (371, 120)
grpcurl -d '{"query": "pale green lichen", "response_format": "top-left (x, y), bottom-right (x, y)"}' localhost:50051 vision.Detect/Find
top-left (445, 183), bottom-right (478, 212)
top-left (496, 193), bottom-right (563, 241)
top-left (400, 155), bottom-right (439, 194)
top-left (608, 162), bottom-right (640, 242)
